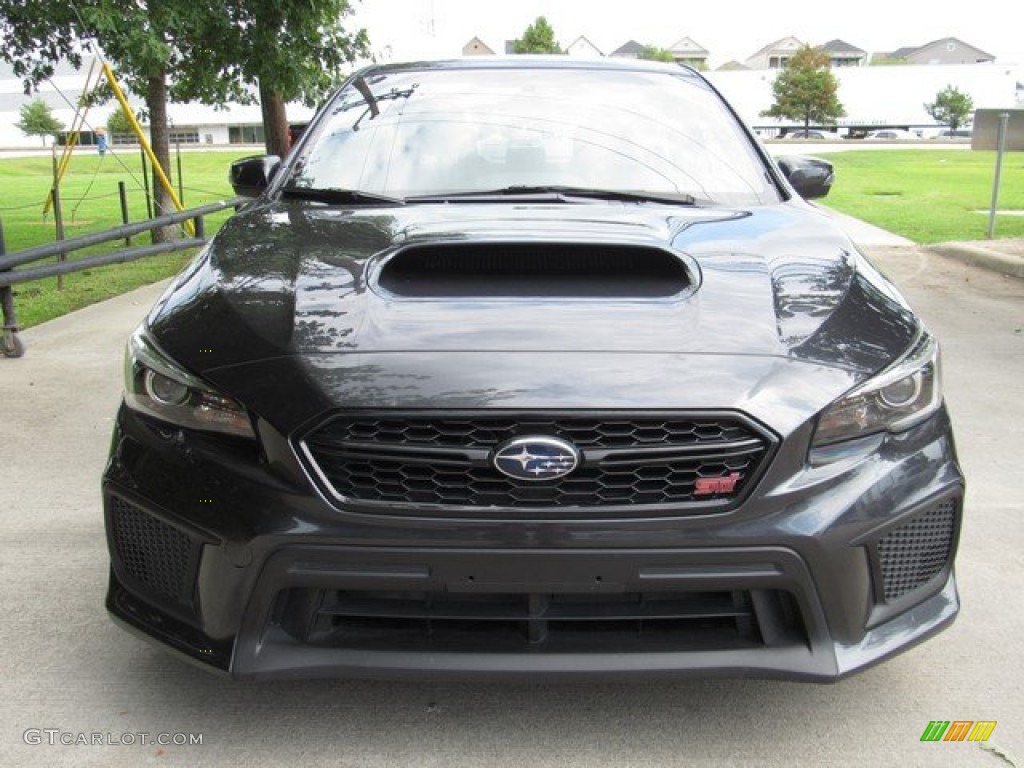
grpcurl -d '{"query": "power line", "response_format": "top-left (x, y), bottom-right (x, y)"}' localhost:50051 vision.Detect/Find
top-left (43, 73), bottom-right (148, 195)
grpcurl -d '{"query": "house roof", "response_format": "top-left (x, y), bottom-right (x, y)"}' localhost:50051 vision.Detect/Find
top-left (887, 46), bottom-right (918, 59)
top-left (884, 38), bottom-right (994, 61)
top-left (566, 35), bottom-right (604, 56)
top-left (819, 39), bottom-right (865, 55)
top-left (610, 40), bottom-right (646, 57)
top-left (668, 36), bottom-right (709, 55)
top-left (463, 36), bottom-right (495, 55)
top-left (746, 36), bottom-right (805, 59)
top-left (716, 60), bottom-right (750, 71)
top-left (914, 37), bottom-right (995, 60)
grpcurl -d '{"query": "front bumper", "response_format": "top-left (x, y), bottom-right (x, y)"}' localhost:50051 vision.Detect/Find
top-left (103, 405), bottom-right (963, 681)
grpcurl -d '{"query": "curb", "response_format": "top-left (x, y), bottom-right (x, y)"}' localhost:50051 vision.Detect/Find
top-left (928, 242), bottom-right (1024, 279)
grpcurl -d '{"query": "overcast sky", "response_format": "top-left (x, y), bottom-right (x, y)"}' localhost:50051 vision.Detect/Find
top-left (350, 0), bottom-right (1023, 67)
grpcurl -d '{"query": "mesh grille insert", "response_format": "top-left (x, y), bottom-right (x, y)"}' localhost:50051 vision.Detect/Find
top-left (877, 500), bottom-right (957, 601)
top-left (109, 496), bottom-right (194, 605)
top-left (303, 412), bottom-right (774, 512)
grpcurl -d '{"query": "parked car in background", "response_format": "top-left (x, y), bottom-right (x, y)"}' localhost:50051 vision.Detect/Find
top-left (103, 57), bottom-right (963, 682)
top-left (785, 129), bottom-right (839, 140)
top-left (932, 129), bottom-right (972, 139)
top-left (865, 129), bottom-right (914, 140)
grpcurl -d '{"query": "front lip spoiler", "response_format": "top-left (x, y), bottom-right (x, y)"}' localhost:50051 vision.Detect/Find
top-left (229, 544), bottom-right (836, 681)
top-left (834, 572), bottom-right (959, 678)
top-left (107, 557), bottom-right (958, 683)
top-left (220, 545), bottom-right (957, 682)
top-left (106, 569), bottom-right (232, 675)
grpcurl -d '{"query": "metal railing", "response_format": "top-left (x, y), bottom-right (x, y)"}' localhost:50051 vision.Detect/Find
top-left (0, 198), bottom-right (244, 358)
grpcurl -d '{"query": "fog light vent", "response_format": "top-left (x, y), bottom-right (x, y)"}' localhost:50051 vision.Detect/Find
top-left (877, 499), bottom-right (957, 601)
top-left (109, 496), bottom-right (194, 605)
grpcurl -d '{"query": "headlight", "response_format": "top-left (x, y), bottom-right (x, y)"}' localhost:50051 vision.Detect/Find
top-left (812, 332), bottom-right (942, 448)
top-left (124, 326), bottom-right (256, 439)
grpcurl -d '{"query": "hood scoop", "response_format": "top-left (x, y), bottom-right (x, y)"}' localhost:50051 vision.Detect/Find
top-left (374, 242), bottom-right (693, 299)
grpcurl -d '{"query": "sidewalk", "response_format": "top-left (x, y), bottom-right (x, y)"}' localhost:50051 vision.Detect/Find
top-left (928, 238), bottom-right (1024, 278)
top-left (819, 204), bottom-right (1024, 278)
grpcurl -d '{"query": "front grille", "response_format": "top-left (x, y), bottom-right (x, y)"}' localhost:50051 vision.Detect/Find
top-left (274, 588), bottom-right (805, 654)
top-left (108, 496), bottom-right (195, 605)
top-left (877, 499), bottom-right (958, 601)
top-left (302, 412), bottom-right (775, 513)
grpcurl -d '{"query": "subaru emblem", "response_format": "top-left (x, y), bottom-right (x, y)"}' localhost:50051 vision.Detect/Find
top-left (492, 436), bottom-right (580, 482)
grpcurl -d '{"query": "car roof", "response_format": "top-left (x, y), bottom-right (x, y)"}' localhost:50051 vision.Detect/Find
top-left (356, 56), bottom-right (705, 81)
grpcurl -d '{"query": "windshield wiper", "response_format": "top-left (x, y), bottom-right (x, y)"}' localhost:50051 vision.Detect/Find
top-left (281, 186), bottom-right (405, 206)
top-left (407, 185), bottom-right (697, 206)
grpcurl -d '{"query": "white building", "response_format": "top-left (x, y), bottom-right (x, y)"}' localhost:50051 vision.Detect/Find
top-left (668, 37), bottom-right (709, 69)
top-left (708, 63), bottom-right (1022, 130)
top-left (744, 36), bottom-right (805, 70)
top-left (2, 54), bottom-right (1021, 149)
top-left (0, 56), bottom-right (315, 150)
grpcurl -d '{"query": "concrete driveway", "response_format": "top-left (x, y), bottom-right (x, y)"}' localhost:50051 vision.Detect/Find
top-left (1, 246), bottom-right (1022, 768)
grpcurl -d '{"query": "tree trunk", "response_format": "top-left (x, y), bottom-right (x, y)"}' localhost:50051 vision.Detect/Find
top-left (804, 113), bottom-right (810, 132)
top-left (259, 81), bottom-right (290, 159)
top-left (146, 70), bottom-right (177, 243)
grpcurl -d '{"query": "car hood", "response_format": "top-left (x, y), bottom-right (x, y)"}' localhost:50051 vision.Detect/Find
top-left (147, 200), bottom-right (917, 435)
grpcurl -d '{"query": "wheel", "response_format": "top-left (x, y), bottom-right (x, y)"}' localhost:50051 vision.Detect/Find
top-left (2, 332), bottom-right (25, 358)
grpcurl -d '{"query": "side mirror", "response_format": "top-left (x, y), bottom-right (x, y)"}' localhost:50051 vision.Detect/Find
top-left (777, 155), bottom-right (834, 200)
top-left (230, 155), bottom-right (282, 198)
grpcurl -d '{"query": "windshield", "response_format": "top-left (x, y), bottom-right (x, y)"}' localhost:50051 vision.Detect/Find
top-left (288, 66), bottom-right (779, 207)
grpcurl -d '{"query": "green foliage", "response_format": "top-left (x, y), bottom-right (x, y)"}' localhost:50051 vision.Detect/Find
top-left (0, 1), bottom-right (366, 108)
top-left (924, 85), bottom-right (975, 131)
top-left (869, 56), bottom-right (908, 66)
top-left (760, 46), bottom-right (845, 130)
top-left (15, 99), bottom-right (64, 144)
top-left (0, 1), bottom-right (369, 221)
top-left (174, 0), bottom-right (370, 109)
top-left (106, 107), bottom-right (140, 136)
top-left (513, 17), bottom-right (562, 54)
top-left (639, 46), bottom-right (675, 63)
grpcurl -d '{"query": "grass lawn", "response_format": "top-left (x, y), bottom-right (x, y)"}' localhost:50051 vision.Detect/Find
top-left (0, 149), bottom-right (251, 328)
top-left (1, 148), bottom-right (1022, 328)
top-left (821, 150), bottom-right (1024, 243)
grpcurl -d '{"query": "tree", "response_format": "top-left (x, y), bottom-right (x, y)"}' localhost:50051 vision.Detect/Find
top-left (0, 1), bottom-right (369, 236)
top-left (513, 17), bottom-right (561, 54)
top-left (760, 46), bottom-right (845, 132)
top-left (868, 56), bottom-right (908, 66)
top-left (925, 85), bottom-right (974, 131)
top-left (0, 2), bottom-right (215, 239)
top-left (174, 1), bottom-right (369, 158)
top-left (107, 107), bottom-right (140, 137)
top-left (639, 46), bottom-right (675, 63)
top-left (15, 99), bottom-right (63, 145)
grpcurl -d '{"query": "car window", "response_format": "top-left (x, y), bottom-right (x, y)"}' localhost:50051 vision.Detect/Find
top-left (290, 67), bottom-right (780, 207)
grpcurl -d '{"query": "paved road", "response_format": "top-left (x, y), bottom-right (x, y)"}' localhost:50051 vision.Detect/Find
top-left (1, 247), bottom-right (1022, 768)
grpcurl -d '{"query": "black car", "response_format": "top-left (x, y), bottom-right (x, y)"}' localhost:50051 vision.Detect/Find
top-left (784, 129), bottom-right (837, 140)
top-left (104, 57), bottom-right (962, 681)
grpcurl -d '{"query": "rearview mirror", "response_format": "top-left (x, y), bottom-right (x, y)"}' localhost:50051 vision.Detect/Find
top-left (230, 155), bottom-right (282, 198)
top-left (777, 155), bottom-right (834, 200)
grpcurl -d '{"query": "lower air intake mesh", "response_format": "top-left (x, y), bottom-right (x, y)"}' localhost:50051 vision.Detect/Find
top-left (109, 496), bottom-right (194, 605)
top-left (877, 499), bottom-right (957, 601)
